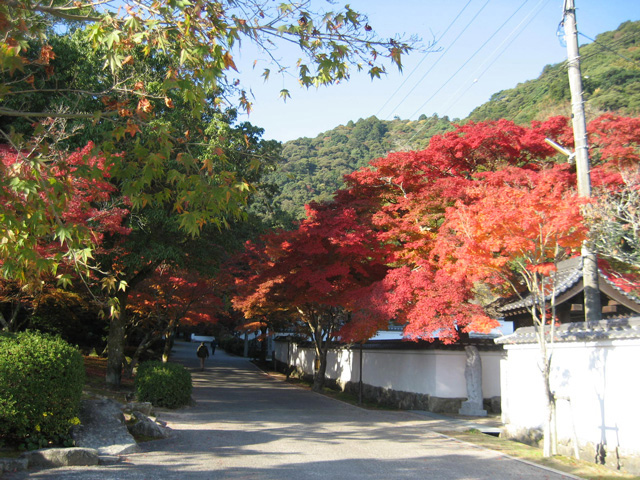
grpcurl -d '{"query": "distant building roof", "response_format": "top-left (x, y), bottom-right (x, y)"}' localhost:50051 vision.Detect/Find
top-left (497, 256), bottom-right (640, 315)
top-left (495, 317), bottom-right (640, 344)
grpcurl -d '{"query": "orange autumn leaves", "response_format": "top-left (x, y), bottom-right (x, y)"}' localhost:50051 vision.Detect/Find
top-left (231, 115), bottom-right (639, 343)
top-left (435, 164), bottom-right (589, 286)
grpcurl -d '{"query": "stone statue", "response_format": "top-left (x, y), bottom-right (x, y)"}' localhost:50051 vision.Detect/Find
top-left (459, 345), bottom-right (488, 417)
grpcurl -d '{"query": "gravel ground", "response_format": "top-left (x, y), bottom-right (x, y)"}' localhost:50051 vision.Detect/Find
top-left (4, 341), bottom-right (578, 480)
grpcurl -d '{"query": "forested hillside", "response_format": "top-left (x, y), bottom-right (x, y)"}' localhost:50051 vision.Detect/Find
top-left (271, 20), bottom-right (640, 219)
top-left (271, 115), bottom-right (453, 216)
top-left (468, 20), bottom-right (640, 122)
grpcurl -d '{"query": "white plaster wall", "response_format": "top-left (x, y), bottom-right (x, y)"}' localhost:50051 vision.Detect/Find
top-left (326, 348), bottom-right (355, 386)
top-left (360, 350), bottom-right (440, 395)
top-left (274, 341), bottom-right (288, 364)
top-left (274, 341), bottom-right (502, 399)
top-left (501, 339), bottom-right (640, 455)
top-left (480, 351), bottom-right (503, 398)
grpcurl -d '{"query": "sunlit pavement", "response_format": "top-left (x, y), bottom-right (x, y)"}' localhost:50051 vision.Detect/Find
top-left (6, 341), bottom-right (576, 479)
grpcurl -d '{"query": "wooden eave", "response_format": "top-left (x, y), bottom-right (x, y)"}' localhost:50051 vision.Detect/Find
top-left (599, 278), bottom-right (640, 313)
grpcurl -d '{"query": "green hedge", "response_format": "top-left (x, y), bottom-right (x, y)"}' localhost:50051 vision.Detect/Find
top-left (221, 335), bottom-right (244, 356)
top-left (0, 331), bottom-right (85, 447)
top-left (135, 361), bottom-right (192, 408)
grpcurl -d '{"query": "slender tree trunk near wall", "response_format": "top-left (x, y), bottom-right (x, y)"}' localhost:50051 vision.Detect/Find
top-left (535, 300), bottom-right (556, 457)
top-left (162, 333), bottom-right (173, 363)
top-left (106, 289), bottom-right (128, 388)
top-left (312, 346), bottom-right (328, 392)
top-left (528, 272), bottom-right (558, 458)
top-left (123, 331), bottom-right (152, 378)
top-left (310, 319), bottom-right (328, 393)
top-left (541, 355), bottom-right (554, 457)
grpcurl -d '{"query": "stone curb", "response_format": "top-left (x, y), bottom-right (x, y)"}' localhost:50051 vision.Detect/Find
top-left (20, 447), bottom-right (100, 469)
top-left (0, 398), bottom-right (161, 474)
top-left (0, 457), bottom-right (29, 475)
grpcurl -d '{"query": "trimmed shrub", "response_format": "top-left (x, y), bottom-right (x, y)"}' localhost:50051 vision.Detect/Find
top-left (135, 361), bottom-right (192, 408)
top-left (0, 331), bottom-right (85, 446)
top-left (221, 335), bottom-right (244, 356)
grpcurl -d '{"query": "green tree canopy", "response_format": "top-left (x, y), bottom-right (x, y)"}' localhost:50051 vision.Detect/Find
top-left (1, 0), bottom-right (415, 279)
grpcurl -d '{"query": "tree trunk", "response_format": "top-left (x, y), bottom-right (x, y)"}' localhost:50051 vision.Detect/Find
top-left (105, 263), bottom-right (157, 388)
top-left (542, 362), bottom-right (555, 457)
top-left (123, 331), bottom-right (153, 377)
top-left (162, 333), bottom-right (173, 363)
top-left (538, 324), bottom-right (556, 458)
top-left (0, 301), bottom-right (23, 332)
top-left (106, 290), bottom-right (128, 388)
top-left (312, 347), bottom-right (328, 392)
top-left (259, 326), bottom-right (268, 363)
top-left (106, 315), bottom-right (125, 388)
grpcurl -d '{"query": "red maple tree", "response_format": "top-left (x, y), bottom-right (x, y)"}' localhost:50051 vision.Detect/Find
top-left (232, 196), bottom-right (387, 391)
top-left (338, 118), bottom-right (574, 342)
top-left (127, 266), bottom-right (221, 369)
top-left (0, 142), bottom-right (130, 330)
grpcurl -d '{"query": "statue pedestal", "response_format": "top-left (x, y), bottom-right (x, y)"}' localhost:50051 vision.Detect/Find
top-left (459, 400), bottom-right (487, 417)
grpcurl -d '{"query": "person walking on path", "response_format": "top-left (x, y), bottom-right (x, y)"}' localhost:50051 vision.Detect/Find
top-left (196, 342), bottom-right (209, 370)
top-left (210, 338), bottom-right (217, 355)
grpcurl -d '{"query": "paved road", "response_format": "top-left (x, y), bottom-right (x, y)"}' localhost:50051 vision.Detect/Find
top-left (8, 341), bottom-right (576, 479)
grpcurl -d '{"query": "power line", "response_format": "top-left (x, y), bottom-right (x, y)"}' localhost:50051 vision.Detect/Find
top-left (402, 24), bottom-right (639, 151)
top-left (382, 0), bottom-right (493, 121)
top-left (578, 32), bottom-right (640, 68)
top-left (374, 0), bottom-right (475, 119)
top-left (439, 0), bottom-right (550, 120)
top-left (406, 0), bottom-right (531, 122)
top-left (393, 0), bottom-right (530, 151)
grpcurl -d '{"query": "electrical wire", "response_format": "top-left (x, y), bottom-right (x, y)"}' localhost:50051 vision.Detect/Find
top-left (374, 0), bottom-right (475, 119)
top-left (406, 0), bottom-right (531, 122)
top-left (395, 24), bottom-right (638, 152)
top-left (400, 0), bottom-right (551, 150)
top-left (437, 0), bottom-right (550, 122)
top-left (578, 32), bottom-right (640, 68)
top-left (382, 0), bottom-right (493, 121)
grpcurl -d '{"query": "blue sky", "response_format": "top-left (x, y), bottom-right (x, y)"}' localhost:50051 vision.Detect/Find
top-left (232, 0), bottom-right (640, 142)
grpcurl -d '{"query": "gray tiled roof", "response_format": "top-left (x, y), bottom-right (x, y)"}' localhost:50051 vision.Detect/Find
top-left (498, 256), bottom-right (640, 313)
top-left (495, 316), bottom-right (640, 344)
top-left (498, 257), bottom-right (583, 313)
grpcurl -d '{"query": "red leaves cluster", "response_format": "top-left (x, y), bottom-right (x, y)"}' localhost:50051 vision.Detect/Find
top-left (128, 267), bottom-right (221, 327)
top-left (0, 142), bottom-right (130, 259)
top-left (232, 196), bottom-right (388, 323)
top-left (589, 114), bottom-right (640, 168)
top-left (435, 164), bottom-right (588, 286)
top-left (52, 143), bottom-right (131, 241)
top-left (232, 115), bottom-right (638, 344)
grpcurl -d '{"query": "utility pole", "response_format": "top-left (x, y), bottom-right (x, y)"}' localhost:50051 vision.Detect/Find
top-left (563, 0), bottom-right (601, 322)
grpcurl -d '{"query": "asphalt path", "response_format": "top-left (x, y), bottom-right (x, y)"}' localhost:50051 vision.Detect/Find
top-left (8, 341), bottom-right (577, 479)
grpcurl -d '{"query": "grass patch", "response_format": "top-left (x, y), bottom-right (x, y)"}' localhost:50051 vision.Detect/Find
top-left (444, 429), bottom-right (640, 480)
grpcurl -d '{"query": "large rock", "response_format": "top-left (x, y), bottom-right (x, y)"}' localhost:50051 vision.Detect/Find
top-left (72, 397), bottom-right (141, 456)
top-left (21, 447), bottom-right (99, 468)
top-left (122, 401), bottom-right (155, 417)
top-left (127, 411), bottom-right (171, 439)
top-left (0, 457), bottom-right (28, 474)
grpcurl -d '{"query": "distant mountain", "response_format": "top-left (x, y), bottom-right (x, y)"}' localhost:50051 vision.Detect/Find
top-left (468, 20), bottom-right (640, 123)
top-left (270, 20), bottom-right (640, 219)
top-left (269, 115), bottom-right (453, 218)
